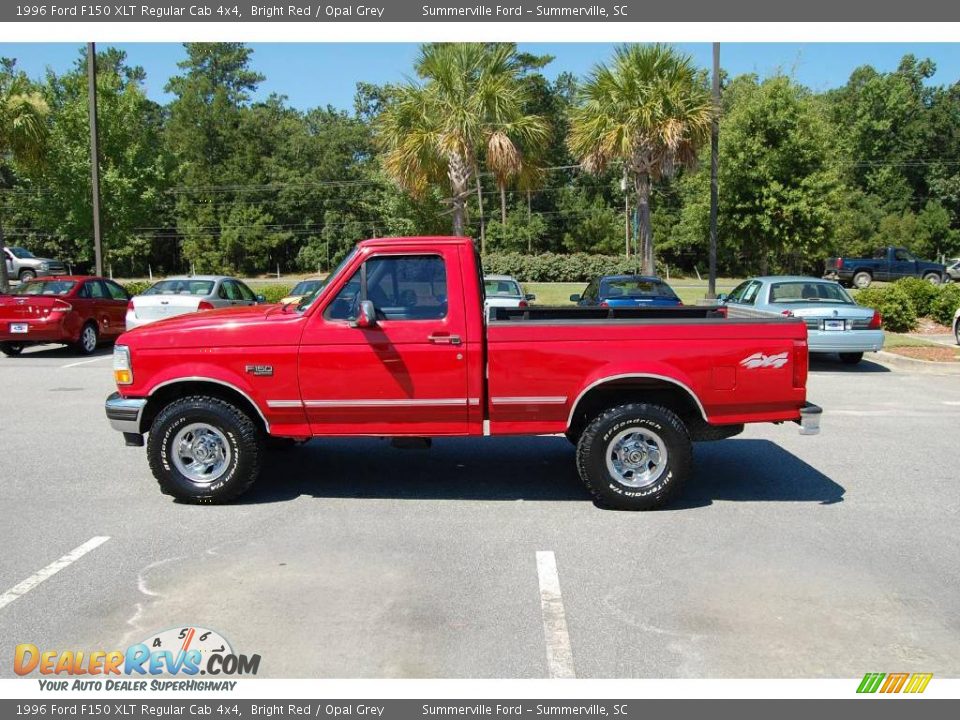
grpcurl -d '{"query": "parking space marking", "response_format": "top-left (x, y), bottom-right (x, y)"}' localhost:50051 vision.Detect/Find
top-left (62, 357), bottom-right (111, 368)
top-left (0, 536), bottom-right (110, 612)
top-left (536, 550), bottom-right (576, 679)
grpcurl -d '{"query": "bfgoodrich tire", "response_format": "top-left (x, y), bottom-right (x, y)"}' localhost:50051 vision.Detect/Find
top-left (147, 395), bottom-right (263, 503)
top-left (576, 403), bottom-right (692, 510)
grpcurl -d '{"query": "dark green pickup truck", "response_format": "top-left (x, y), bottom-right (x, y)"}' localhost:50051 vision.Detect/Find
top-left (824, 246), bottom-right (946, 288)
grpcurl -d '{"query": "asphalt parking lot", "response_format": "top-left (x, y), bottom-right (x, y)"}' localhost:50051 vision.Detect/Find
top-left (1, 346), bottom-right (958, 678)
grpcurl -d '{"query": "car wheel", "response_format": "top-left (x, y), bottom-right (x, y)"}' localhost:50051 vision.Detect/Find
top-left (839, 352), bottom-right (864, 365)
top-left (852, 272), bottom-right (872, 289)
top-left (923, 272), bottom-right (942, 285)
top-left (955, 321), bottom-right (960, 346)
top-left (18, 269), bottom-right (36, 282)
top-left (576, 403), bottom-right (691, 510)
top-left (147, 395), bottom-right (263, 503)
top-left (0, 342), bottom-right (25, 357)
top-left (73, 322), bottom-right (98, 355)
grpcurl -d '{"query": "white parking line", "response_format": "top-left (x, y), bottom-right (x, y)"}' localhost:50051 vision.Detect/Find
top-left (0, 536), bottom-right (110, 611)
top-left (62, 357), bottom-right (110, 368)
top-left (536, 550), bottom-right (576, 679)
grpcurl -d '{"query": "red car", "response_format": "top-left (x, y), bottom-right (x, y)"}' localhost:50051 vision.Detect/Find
top-left (0, 276), bottom-right (130, 357)
top-left (105, 236), bottom-right (821, 510)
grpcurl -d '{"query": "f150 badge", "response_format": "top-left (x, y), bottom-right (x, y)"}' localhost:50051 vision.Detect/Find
top-left (245, 364), bottom-right (273, 376)
top-left (740, 352), bottom-right (789, 369)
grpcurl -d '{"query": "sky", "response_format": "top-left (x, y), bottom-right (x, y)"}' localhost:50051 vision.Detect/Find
top-left (3, 42), bottom-right (960, 112)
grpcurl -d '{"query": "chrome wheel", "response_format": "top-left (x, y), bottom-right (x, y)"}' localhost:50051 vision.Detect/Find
top-left (81, 325), bottom-right (97, 353)
top-left (171, 423), bottom-right (232, 486)
top-left (605, 427), bottom-right (667, 489)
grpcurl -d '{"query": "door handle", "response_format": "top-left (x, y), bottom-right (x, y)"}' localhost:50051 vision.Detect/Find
top-left (428, 333), bottom-right (461, 345)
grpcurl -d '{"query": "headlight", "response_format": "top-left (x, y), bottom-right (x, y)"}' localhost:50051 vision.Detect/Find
top-left (113, 345), bottom-right (133, 385)
top-left (39, 262), bottom-right (50, 270)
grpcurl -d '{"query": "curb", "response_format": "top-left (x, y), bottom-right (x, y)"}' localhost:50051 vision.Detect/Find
top-left (872, 350), bottom-right (960, 375)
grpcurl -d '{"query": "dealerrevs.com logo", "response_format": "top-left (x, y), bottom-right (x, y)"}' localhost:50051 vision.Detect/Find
top-left (857, 672), bottom-right (933, 694)
top-left (15, 626), bottom-right (260, 691)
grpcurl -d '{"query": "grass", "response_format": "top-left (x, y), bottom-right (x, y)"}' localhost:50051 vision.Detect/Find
top-left (883, 333), bottom-right (943, 348)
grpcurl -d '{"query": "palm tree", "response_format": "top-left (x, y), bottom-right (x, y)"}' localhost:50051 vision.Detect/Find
top-left (376, 43), bottom-right (548, 251)
top-left (569, 44), bottom-right (711, 275)
top-left (0, 62), bottom-right (48, 292)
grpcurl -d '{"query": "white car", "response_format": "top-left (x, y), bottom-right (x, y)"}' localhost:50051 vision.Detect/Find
top-left (126, 276), bottom-right (263, 331)
top-left (483, 275), bottom-right (534, 316)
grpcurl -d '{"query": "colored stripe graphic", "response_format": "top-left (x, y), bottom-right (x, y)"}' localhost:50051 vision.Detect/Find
top-left (904, 673), bottom-right (933, 694)
top-left (880, 673), bottom-right (910, 693)
top-left (857, 673), bottom-right (886, 693)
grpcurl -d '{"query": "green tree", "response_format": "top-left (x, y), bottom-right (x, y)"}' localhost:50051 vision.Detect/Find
top-left (568, 44), bottom-right (711, 274)
top-left (0, 58), bottom-right (48, 291)
top-left (376, 43), bottom-right (549, 249)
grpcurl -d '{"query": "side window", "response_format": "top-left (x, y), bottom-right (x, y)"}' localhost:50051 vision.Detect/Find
top-left (325, 255), bottom-right (448, 322)
top-left (217, 282), bottom-right (228, 300)
top-left (79, 281), bottom-right (107, 299)
top-left (726, 281), bottom-right (750, 303)
top-left (895, 249), bottom-right (914, 262)
top-left (740, 281), bottom-right (762, 306)
top-left (235, 281), bottom-right (256, 301)
top-left (583, 281), bottom-right (598, 301)
top-left (105, 280), bottom-right (128, 300)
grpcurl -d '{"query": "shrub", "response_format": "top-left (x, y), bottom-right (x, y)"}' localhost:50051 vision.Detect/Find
top-left (894, 277), bottom-right (939, 317)
top-left (931, 283), bottom-right (960, 326)
top-left (481, 253), bottom-right (652, 283)
top-left (257, 285), bottom-right (293, 304)
top-left (122, 280), bottom-right (153, 297)
top-left (854, 284), bottom-right (918, 333)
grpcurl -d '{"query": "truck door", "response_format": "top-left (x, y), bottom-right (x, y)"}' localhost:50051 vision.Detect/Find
top-left (891, 248), bottom-right (917, 280)
top-left (298, 247), bottom-right (471, 436)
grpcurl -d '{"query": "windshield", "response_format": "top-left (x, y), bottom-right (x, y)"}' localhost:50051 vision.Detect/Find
top-left (8, 247), bottom-right (35, 259)
top-left (291, 280), bottom-right (324, 296)
top-left (484, 279), bottom-right (522, 297)
top-left (143, 279), bottom-right (215, 296)
top-left (601, 278), bottom-right (678, 299)
top-left (11, 280), bottom-right (76, 296)
top-left (769, 281), bottom-right (854, 304)
top-left (297, 249), bottom-right (357, 311)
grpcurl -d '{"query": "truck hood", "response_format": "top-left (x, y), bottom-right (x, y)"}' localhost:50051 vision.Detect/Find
top-left (119, 304), bottom-right (306, 349)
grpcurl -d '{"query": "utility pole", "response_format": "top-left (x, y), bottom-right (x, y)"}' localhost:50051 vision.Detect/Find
top-left (87, 42), bottom-right (104, 276)
top-left (707, 42), bottom-right (720, 300)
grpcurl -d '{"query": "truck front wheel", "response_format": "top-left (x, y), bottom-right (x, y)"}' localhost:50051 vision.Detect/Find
top-left (576, 403), bottom-right (691, 510)
top-left (147, 395), bottom-right (263, 503)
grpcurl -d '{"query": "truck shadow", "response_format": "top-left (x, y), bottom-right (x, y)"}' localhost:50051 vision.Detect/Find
top-left (241, 437), bottom-right (844, 510)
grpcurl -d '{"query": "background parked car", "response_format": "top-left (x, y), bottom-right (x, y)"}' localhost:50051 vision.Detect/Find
top-left (483, 274), bottom-right (534, 314)
top-left (281, 278), bottom-right (325, 305)
top-left (0, 276), bottom-right (129, 356)
top-left (3, 246), bottom-right (68, 282)
top-left (945, 258), bottom-right (960, 282)
top-left (570, 275), bottom-right (682, 308)
top-left (126, 276), bottom-right (264, 331)
top-left (720, 276), bottom-right (883, 364)
top-left (953, 307), bottom-right (960, 345)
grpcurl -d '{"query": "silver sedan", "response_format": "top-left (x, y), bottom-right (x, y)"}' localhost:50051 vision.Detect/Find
top-left (126, 276), bottom-right (264, 331)
top-left (720, 276), bottom-right (884, 365)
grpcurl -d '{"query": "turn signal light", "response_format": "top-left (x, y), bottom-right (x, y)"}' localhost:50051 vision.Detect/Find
top-left (51, 300), bottom-right (72, 312)
top-left (781, 310), bottom-right (794, 317)
top-left (127, 299), bottom-right (134, 312)
top-left (518, 300), bottom-right (528, 308)
top-left (868, 310), bottom-right (882, 329)
top-left (114, 369), bottom-right (133, 385)
top-left (836, 257), bottom-right (844, 270)
top-left (197, 300), bottom-right (215, 311)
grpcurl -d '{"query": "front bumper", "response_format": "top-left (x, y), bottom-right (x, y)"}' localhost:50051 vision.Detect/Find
top-left (797, 402), bottom-right (822, 436)
top-left (105, 391), bottom-right (147, 434)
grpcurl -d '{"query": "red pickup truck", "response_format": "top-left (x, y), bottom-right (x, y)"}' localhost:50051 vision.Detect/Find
top-left (105, 236), bottom-right (821, 510)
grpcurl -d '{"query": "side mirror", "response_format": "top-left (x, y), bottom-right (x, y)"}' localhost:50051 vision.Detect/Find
top-left (351, 300), bottom-right (377, 328)
top-left (569, 294), bottom-right (581, 303)
top-left (716, 293), bottom-right (728, 303)
top-left (255, 294), bottom-right (266, 303)
top-left (525, 293), bottom-right (536, 301)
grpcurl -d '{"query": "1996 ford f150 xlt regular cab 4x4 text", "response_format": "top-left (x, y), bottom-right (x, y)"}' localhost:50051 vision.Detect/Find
top-left (105, 236), bottom-right (822, 510)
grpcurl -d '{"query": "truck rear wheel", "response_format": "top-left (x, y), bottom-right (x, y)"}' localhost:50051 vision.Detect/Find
top-left (923, 272), bottom-right (942, 285)
top-left (147, 395), bottom-right (263, 504)
top-left (576, 403), bottom-right (691, 510)
top-left (852, 271), bottom-right (872, 289)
